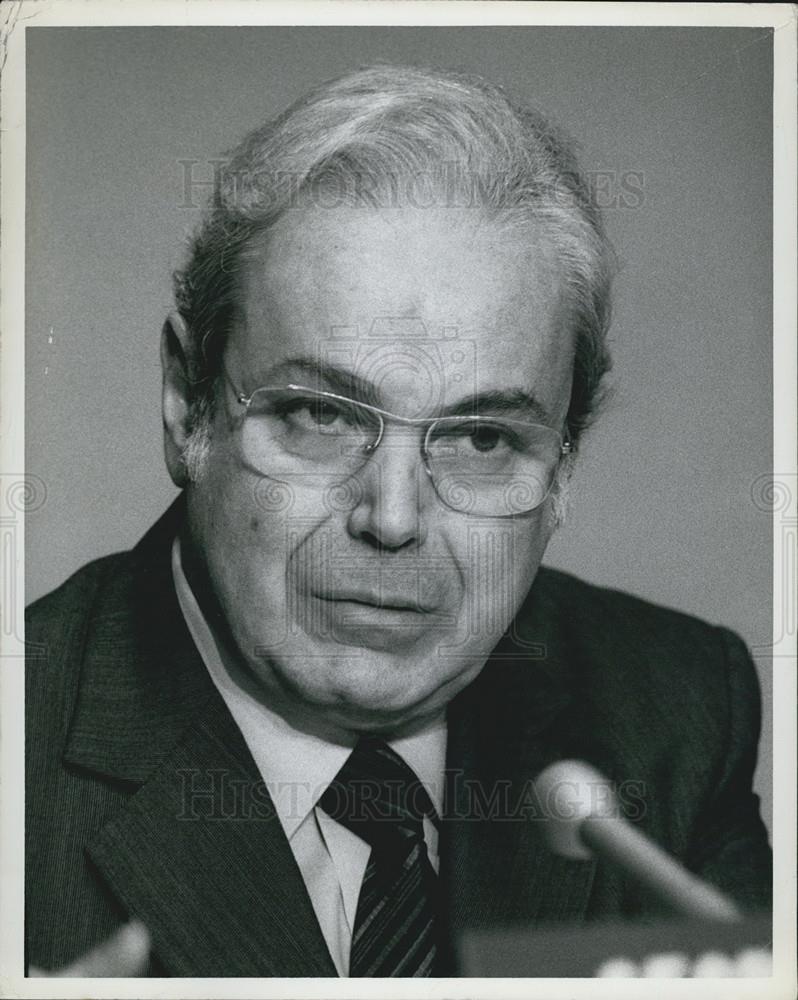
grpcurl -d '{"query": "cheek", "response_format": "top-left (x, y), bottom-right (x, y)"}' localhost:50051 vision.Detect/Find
top-left (456, 515), bottom-right (549, 623)
top-left (189, 458), bottom-right (328, 626)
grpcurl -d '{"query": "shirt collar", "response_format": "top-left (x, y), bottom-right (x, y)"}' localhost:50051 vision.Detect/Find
top-left (171, 537), bottom-right (447, 838)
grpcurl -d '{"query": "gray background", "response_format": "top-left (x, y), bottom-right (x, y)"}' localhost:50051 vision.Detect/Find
top-left (26, 26), bottom-right (773, 831)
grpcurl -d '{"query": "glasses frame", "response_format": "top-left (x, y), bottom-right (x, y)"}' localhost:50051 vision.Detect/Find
top-left (223, 371), bottom-right (573, 516)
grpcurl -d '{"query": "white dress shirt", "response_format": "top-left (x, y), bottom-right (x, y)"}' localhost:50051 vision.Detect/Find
top-left (171, 538), bottom-right (447, 976)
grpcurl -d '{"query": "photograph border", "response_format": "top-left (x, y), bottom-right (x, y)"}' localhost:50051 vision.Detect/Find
top-left (2, 3), bottom-right (795, 998)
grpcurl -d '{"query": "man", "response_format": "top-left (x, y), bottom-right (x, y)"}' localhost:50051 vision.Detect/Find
top-left (25, 64), bottom-right (771, 977)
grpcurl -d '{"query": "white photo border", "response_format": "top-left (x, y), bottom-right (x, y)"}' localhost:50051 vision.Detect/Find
top-left (2, 2), bottom-right (795, 998)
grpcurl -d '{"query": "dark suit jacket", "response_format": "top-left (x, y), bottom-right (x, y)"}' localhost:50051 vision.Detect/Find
top-left (25, 500), bottom-right (772, 975)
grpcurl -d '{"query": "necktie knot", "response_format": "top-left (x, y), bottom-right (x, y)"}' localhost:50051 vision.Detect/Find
top-left (319, 737), bottom-right (438, 848)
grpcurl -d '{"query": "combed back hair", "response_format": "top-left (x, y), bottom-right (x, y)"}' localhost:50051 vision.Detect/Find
top-left (173, 63), bottom-right (614, 447)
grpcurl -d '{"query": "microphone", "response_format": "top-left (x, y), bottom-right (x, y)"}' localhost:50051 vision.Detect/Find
top-left (533, 760), bottom-right (741, 923)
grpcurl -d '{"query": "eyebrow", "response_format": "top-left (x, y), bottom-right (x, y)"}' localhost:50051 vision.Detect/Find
top-left (257, 357), bottom-right (551, 424)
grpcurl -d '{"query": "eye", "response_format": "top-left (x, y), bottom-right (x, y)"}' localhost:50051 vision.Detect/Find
top-left (468, 424), bottom-right (504, 453)
top-left (309, 399), bottom-right (343, 427)
top-left (448, 420), bottom-right (521, 454)
top-left (279, 396), bottom-right (353, 431)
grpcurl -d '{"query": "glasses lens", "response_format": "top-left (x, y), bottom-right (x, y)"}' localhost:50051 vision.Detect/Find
top-left (427, 418), bottom-right (562, 515)
top-left (241, 388), bottom-right (379, 475)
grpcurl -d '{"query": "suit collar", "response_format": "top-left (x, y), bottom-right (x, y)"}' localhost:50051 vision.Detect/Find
top-left (63, 497), bottom-right (217, 781)
top-left (446, 569), bottom-right (576, 766)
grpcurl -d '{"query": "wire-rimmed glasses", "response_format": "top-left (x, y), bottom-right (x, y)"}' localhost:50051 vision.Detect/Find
top-left (224, 373), bottom-right (571, 517)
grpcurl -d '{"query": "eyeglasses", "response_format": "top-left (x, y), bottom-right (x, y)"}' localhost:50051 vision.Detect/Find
top-left (224, 372), bottom-right (572, 517)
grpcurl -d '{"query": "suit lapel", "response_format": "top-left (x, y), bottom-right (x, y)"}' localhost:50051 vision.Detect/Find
top-left (64, 499), bottom-right (336, 976)
top-left (441, 587), bottom-right (597, 964)
top-left (86, 693), bottom-right (336, 976)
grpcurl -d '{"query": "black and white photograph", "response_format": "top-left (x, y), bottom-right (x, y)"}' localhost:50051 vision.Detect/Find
top-left (2, 2), bottom-right (795, 994)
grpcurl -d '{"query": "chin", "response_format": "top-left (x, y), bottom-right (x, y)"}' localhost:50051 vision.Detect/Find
top-left (333, 673), bottom-right (428, 722)
top-left (274, 655), bottom-right (420, 725)
top-left (323, 698), bottom-right (442, 738)
top-left (304, 654), bottom-right (478, 735)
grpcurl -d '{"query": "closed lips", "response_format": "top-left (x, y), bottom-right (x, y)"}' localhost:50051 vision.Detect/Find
top-left (317, 592), bottom-right (426, 611)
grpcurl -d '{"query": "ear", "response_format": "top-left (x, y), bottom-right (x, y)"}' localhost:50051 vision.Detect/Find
top-left (161, 311), bottom-right (195, 487)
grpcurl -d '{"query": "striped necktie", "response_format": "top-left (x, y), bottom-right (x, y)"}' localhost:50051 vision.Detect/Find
top-left (319, 736), bottom-right (440, 977)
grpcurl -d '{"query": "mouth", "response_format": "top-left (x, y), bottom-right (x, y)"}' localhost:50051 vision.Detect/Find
top-left (307, 588), bottom-right (454, 651)
top-left (314, 594), bottom-right (434, 652)
top-left (316, 593), bottom-right (429, 613)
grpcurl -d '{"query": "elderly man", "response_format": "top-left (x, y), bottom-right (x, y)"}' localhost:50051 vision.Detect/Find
top-left (26, 64), bottom-right (771, 978)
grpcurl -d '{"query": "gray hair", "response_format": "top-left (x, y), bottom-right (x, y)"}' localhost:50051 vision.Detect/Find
top-left (173, 63), bottom-right (614, 462)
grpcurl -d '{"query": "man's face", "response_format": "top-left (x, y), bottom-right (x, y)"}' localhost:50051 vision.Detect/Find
top-left (181, 205), bottom-right (574, 736)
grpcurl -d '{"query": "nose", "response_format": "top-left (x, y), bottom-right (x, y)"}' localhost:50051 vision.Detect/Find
top-left (346, 431), bottom-right (431, 551)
